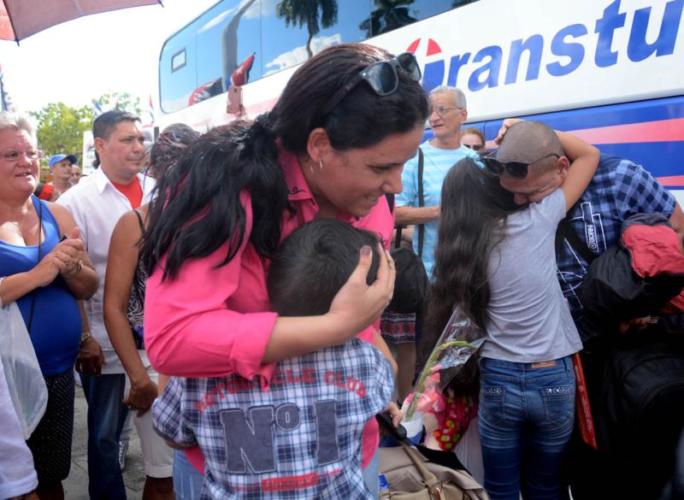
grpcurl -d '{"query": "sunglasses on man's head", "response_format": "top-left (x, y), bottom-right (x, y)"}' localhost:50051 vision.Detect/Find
top-left (322, 52), bottom-right (422, 115)
top-left (482, 152), bottom-right (560, 179)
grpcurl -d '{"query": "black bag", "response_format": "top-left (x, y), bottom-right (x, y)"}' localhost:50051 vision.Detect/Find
top-left (565, 216), bottom-right (684, 498)
top-left (385, 148), bottom-right (428, 313)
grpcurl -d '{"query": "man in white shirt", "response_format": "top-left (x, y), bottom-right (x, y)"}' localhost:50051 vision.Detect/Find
top-left (58, 111), bottom-right (155, 500)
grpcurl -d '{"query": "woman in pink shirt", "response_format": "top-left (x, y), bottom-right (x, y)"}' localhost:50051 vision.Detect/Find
top-left (141, 43), bottom-right (429, 498)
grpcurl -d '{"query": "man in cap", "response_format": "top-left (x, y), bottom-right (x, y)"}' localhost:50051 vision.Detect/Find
top-left (47, 153), bottom-right (77, 199)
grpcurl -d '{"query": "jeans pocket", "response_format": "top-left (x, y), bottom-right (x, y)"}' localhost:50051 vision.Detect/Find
top-left (480, 384), bottom-right (507, 427)
top-left (540, 384), bottom-right (575, 430)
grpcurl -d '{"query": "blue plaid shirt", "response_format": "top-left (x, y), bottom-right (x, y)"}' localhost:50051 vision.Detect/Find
top-left (153, 339), bottom-right (392, 499)
top-left (557, 155), bottom-right (676, 319)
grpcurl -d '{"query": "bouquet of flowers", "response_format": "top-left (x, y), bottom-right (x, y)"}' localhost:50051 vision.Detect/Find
top-left (403, 307), bottom-right (485, 424)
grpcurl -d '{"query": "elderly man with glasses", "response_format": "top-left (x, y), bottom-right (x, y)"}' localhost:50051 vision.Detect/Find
top-left (395, 85), bottom-right (479, 277)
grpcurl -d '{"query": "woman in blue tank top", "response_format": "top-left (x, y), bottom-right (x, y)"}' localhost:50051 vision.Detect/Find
top-left (0, 112), bottom-right (98, 499)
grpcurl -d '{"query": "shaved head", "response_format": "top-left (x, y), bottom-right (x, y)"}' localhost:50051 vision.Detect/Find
top-left (496, 121), bottom-right (563, 166)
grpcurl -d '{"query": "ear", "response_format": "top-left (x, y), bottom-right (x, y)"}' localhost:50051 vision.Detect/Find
top-left (305, 127), bottom-right (333, 164)
top-left (460, 108), bottom-right (468, 121)
top-left (94, 137), bottom-right (106, 155)
top-left (557, 155), bottom-right (571, 179)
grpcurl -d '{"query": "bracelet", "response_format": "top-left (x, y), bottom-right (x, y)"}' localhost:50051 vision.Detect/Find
top-left (80, 331), bottom-right (91, 343)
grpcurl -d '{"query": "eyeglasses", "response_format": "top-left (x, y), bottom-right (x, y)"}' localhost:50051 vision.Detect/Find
top-left (463, 143), bottom-right (484, 151)
top-left (1, 149), bottom-right (43, 163)
top-left (482, 152), bottom-right (560, 179)
top-left (321, 52), bottom-right (422, 115)
top-left (431, 105), bottom-right (461, 116)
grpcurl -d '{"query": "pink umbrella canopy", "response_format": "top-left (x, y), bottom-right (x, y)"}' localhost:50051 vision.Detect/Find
top-left (0, 0), bottom-right (161, 42)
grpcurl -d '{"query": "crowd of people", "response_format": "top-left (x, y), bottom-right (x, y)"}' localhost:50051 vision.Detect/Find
top-left (1, 41), bottom-right (683, 500)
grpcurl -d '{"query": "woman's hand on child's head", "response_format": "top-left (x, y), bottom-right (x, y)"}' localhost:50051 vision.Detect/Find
top-left (327, 243), bottom-right (396, 339)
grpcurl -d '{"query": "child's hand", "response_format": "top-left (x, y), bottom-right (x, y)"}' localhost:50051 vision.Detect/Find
top-left (387, 401), bottom-right (403, 427)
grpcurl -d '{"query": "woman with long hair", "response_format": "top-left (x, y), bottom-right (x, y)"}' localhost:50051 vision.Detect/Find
top-left (141, 43), bottom-right (429, 498)
top-left (104, 123), bottom-right (200, 500)
top-left (426, 122), bottom-right (599, 499)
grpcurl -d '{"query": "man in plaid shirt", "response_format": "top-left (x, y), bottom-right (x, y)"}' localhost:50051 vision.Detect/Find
top-left (153, 220), bottom-right (394, 499)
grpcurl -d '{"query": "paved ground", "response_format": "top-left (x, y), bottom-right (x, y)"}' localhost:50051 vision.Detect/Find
top-left (64, 383), bottom-right (146, 499)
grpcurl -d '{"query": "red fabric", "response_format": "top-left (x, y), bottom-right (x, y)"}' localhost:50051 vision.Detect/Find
top-left (111, 178), bottom-right (143, 209)
top-left (621, 224), bottom-right (684, 312)
top-left (36, 183), bottom-right (54, 201)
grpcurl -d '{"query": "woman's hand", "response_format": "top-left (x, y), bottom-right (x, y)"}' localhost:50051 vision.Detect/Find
top-left (75, 337), bottom-right (105, 375)
top-left (124, 375), bottom-right (158, 417)
top-left (53, 227), bottom-right (87, 278)
top-left (29, 251), bottom-right (62, 288)
top-left (327, 243), bottom-right (396, 339)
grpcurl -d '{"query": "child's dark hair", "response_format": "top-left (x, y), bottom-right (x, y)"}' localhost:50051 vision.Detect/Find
top-left (267, 219), bottom-right (380, 316)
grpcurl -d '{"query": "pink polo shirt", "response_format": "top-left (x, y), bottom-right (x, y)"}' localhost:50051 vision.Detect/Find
top-left (145, 146), bottom-right (394, 472)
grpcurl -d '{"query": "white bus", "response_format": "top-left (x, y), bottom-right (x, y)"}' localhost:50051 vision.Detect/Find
top-left (157, 0), bottom-right (684, 195)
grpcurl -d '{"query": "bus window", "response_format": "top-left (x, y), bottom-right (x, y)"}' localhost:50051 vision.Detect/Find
top-left (159, 0), bottom-right (262, 113)
top-left (365, 0), bottom-right (475, 37)
top-left (263, 0), bottom-right (372, 77)
top-left (171, 49), bottom-right (186, 72)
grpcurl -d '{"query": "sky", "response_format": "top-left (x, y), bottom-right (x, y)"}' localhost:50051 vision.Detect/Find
top-left (0, 0), bottom-right (218, 115)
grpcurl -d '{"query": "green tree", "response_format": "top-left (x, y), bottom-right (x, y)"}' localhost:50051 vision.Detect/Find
top-left (359, 0), bottom-right (417, 38)
top-left (276, 0), bottom-right (338, 59)
top-left (30, 102), bottom-right (93, 160)
top-left (92, 91), bottom-right (143, 116)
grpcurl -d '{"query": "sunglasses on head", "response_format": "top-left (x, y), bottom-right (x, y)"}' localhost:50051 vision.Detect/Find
top-left (322, 52), bottom-right (422, 115)
top-left (482, 152), bottom-right (561, 179)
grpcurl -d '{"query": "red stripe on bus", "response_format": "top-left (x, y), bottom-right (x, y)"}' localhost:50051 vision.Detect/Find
top-left (656, 175), bottom-right (684, 187)
top-left (570, 118), bottom-right (684, 144)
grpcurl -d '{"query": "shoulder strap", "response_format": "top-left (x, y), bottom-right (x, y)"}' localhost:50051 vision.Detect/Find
top-left (133, 209), bottom-right (145, 232)
top-left (556, 216), bottom-right (596, 264)
top-left (417, 147), bottom-right (425, 258)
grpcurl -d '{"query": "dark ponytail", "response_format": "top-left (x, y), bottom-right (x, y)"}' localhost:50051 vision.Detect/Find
top-left (141, 116), bottom-right (289, 280)
top-left (142, 43), bottom-right (428, 281)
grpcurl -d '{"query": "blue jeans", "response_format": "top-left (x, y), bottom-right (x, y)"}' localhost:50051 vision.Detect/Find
top-left (80, 373), bottom-right (128, 500)
top-left (173, 450), bottom-right (204, 500)
top-left (478, 356), bottom-right (576, 500)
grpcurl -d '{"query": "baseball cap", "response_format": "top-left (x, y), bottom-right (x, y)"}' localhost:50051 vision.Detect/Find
top-left (48, 154), bottom-right (78, 168)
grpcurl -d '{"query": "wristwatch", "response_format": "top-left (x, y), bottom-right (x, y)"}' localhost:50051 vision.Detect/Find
top-left (80, 331), bottom-right (91, 343)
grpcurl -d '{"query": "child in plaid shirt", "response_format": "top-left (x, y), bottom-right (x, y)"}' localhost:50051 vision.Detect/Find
top-left (153, 220), bottom-right (394, 499)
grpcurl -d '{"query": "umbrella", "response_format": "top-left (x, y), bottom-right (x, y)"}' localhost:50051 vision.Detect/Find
top-left (0, 0), bottom-right (161, 43)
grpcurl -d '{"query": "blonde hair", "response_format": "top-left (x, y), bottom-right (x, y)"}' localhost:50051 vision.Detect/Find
top-left (0, 111), bottom-right (36, 139)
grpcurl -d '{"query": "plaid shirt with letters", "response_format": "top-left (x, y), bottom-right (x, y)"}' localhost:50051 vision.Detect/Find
top-left (556, 154), bottom-right (676, 318)
top-left (153, 339), bottom-right (393, 499)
